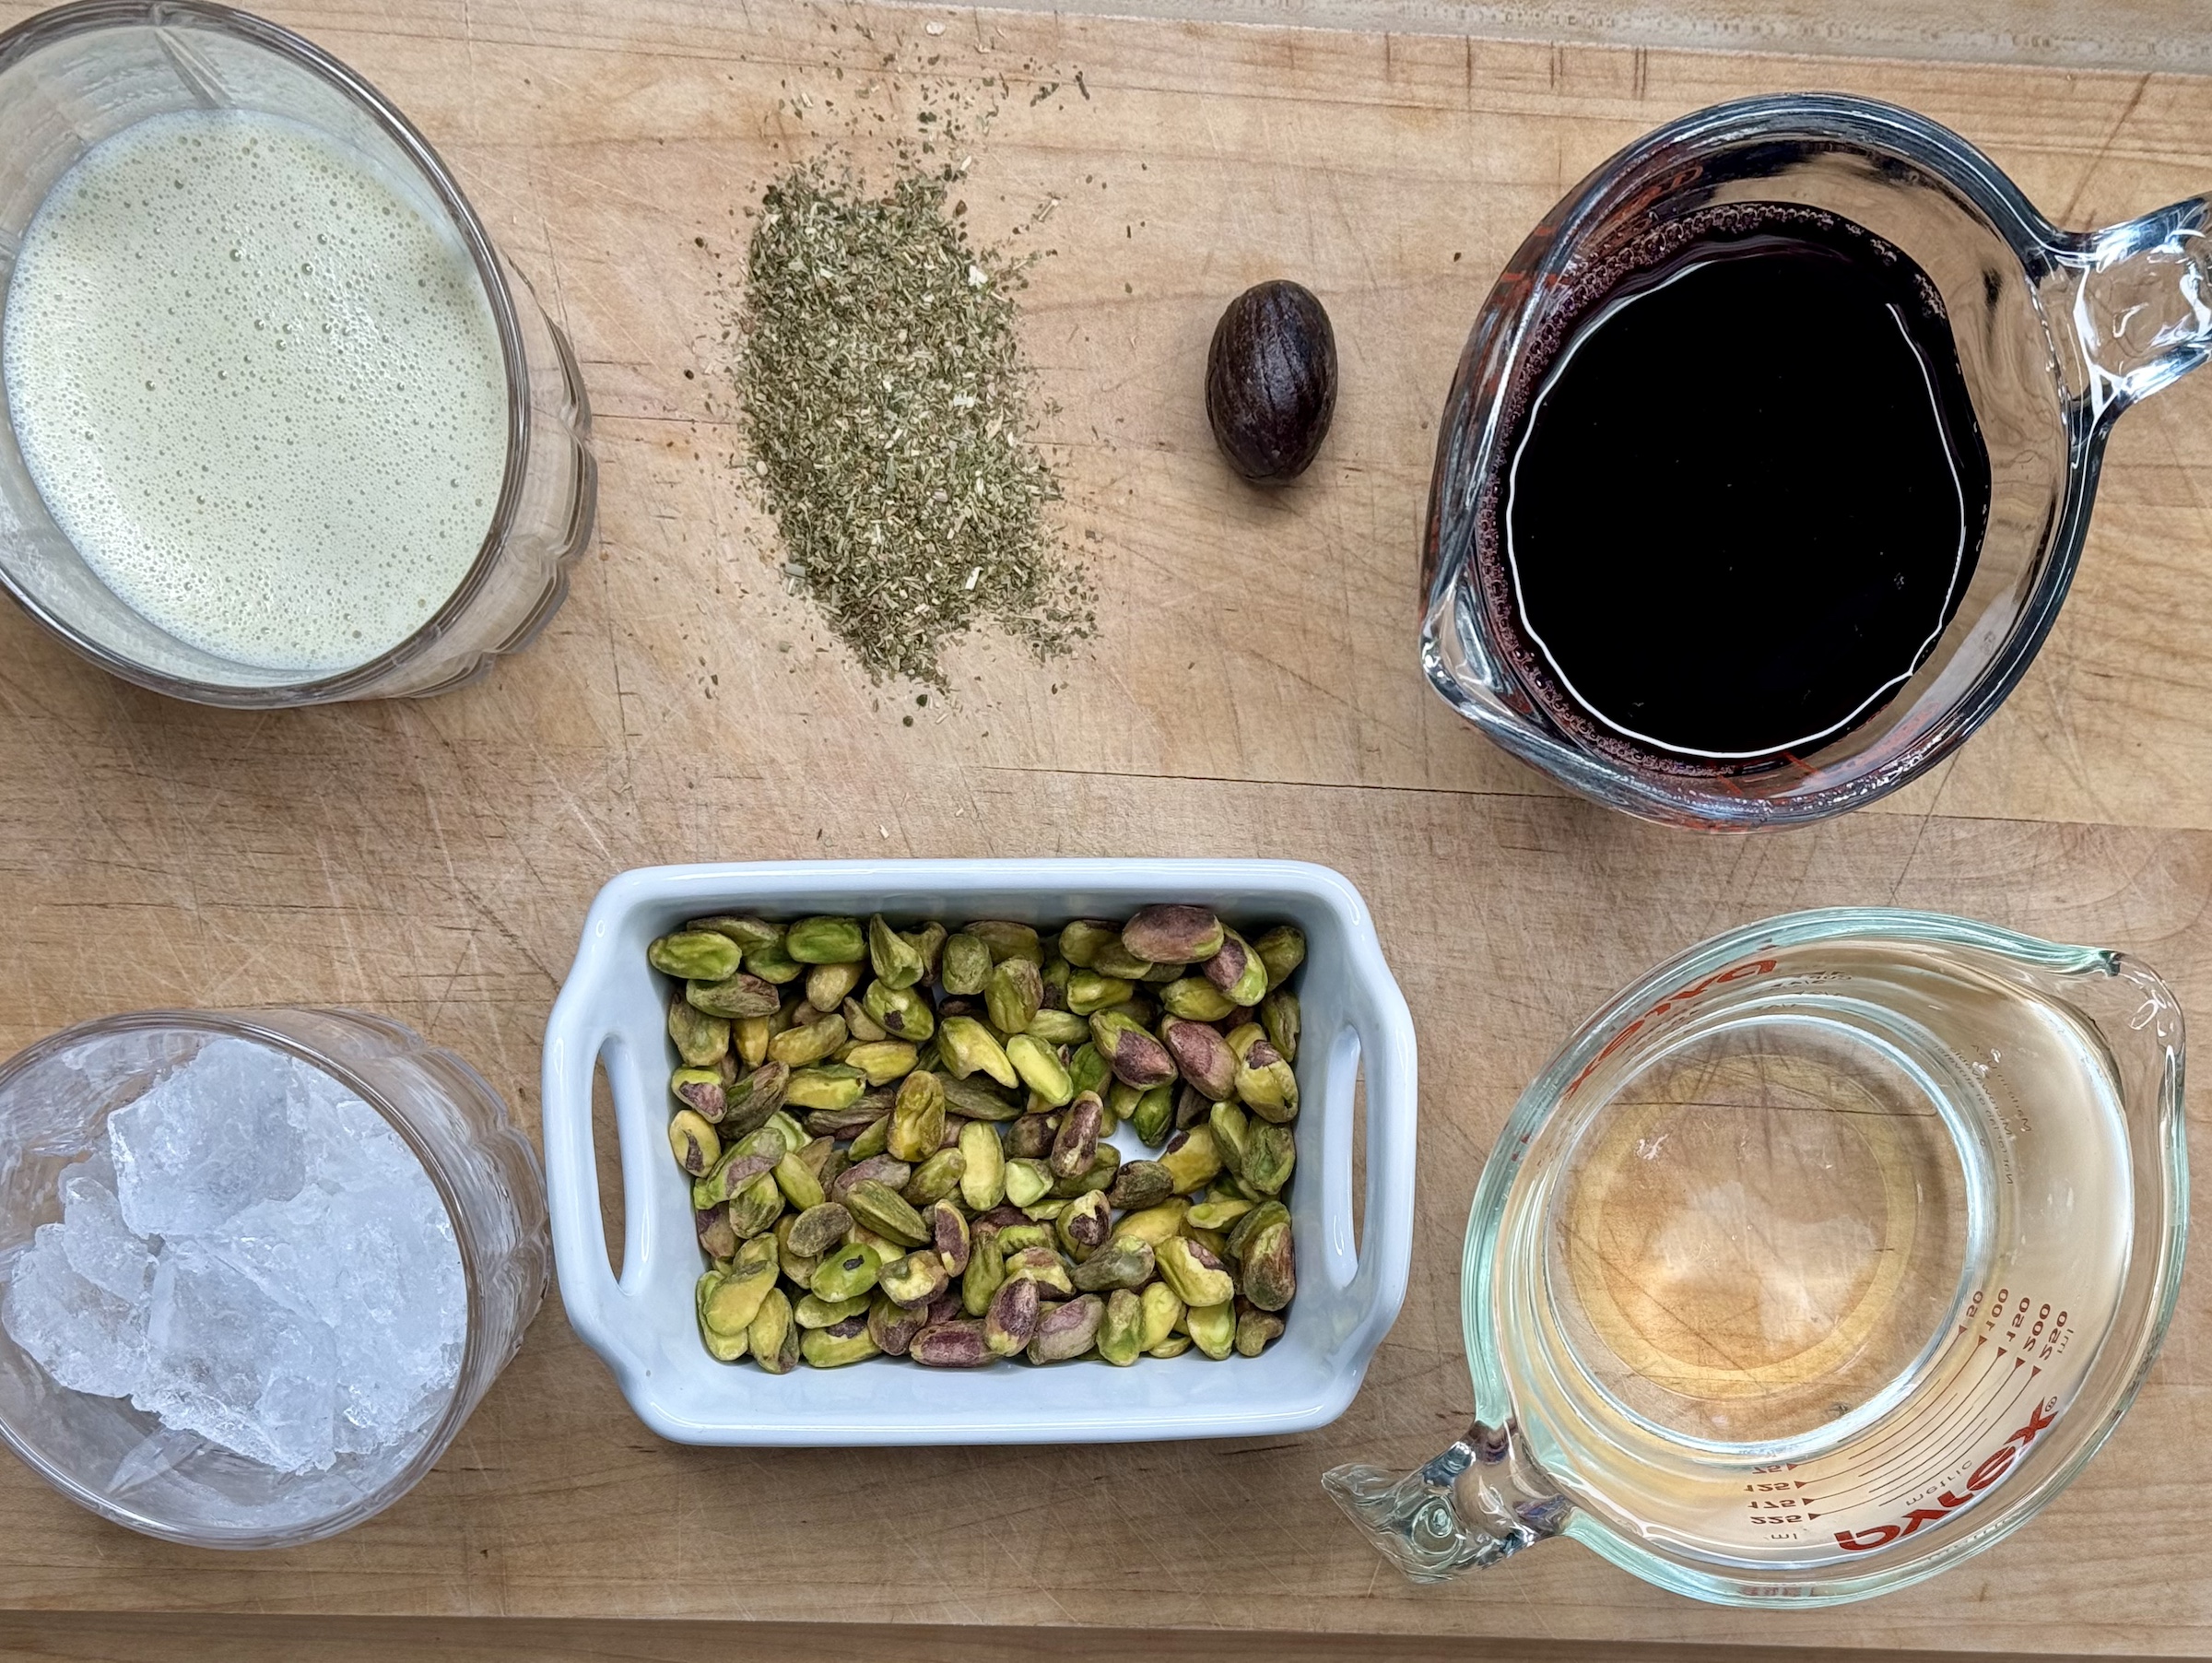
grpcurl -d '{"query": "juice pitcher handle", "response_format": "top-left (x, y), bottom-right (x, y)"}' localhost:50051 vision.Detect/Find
top-left (2060, 195), bottom-right (2212, 414)
top-left (1323, 1419), bottom-right (1571, 1584)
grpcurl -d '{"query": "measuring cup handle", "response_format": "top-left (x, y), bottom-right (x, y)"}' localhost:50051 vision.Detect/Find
top-left (2059, 194), bottom-right (2212, 414)
top-left (1323, 1420), bottom-right (1571, 1584)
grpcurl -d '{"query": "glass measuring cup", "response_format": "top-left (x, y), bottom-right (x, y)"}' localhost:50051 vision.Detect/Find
top-left (0, 1), bottom-right (595, 704)
top-left (1325, 910), bottom-right (2187, 1605)
top-left (1420, 94), bottom-right (2212, 830)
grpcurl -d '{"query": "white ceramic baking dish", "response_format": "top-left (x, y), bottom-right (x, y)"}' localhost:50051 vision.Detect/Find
top-left (542, 858), bottom-right (1417, 1445)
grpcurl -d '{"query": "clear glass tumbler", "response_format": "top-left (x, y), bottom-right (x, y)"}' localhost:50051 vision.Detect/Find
top-left (1421, 94), bottom-right (2212, 830)
top-left (0, 1008), bottom-right (548, 1547)
top-left (1326, 910), bottom-right (2187, 1605)
top-left (0, 1), bottom-right (595, 704)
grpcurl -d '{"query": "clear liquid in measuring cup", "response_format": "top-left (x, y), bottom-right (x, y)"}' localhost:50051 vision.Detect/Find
top-left (1505, 938), bottom-right (2132, 1571)
top-left (1477, 203), bottom-right (1993, 773)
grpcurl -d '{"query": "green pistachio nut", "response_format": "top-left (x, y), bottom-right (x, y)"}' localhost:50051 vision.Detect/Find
top-left (1158, 1236), bottom-right (1237, 1307)
top-left (1186, 1197), bottom-right (1253, 1232)
top-left (667, 997), bottom-right (732, 1068)
top-left (1139, 1282), bottom-right (1183, 1351)
top-left (1258, 988), bottom-right (1300, 1065)
top-left (686, 971), bottom-right (782, 1020)
top-left (1003, 1157), bottom-right (1053, 1209)
top-left (927, 1198), bottom-right (971, 1277)
top-left (940, 931), bottom-right (993, 995)
top-left (866, 914), bottom-right (925, 989)
top-left (844, 1040), bottom-right (920, 1086)
top-left (879, 1248), bottom-right (951, 1308)
top-left (1024, 1009), bottom-right (1089, 1048)
top-left (1069, 1238), bottom-right (1153, 1293)
top-left (1089, 938), bottom-right (1154, 980)
top-left (794, 1290), bottom-right (870, 1328)
top-left (734, 1015), bottom-right (772, 1068)
top-left (1241, 1218), bottom-right (1297, 1310)
top-left (936, 1017), bottom-right (1017, 1088)
top-left (696, 1202), bottom-right (738, 1262)
top-left (1122, 904), bottom-right (1226, 965)
top-left (1050, 1144), bottom-right (1119, 1200)
top-left (904, 921), bottom-right (946, 978)
top-left (1243, 1122), bottom-right (1296, 1197)
top-left (1236, 1302), bottom-right (1287, 1357)
top-left (941, 1074), bottom-right (1022, 1124)
top-left (808, 1243), bottom-right (882, 1304)
top-left (844, 1178), bottom-right (928, 1246)
top-left (1235, 1039), bottom-right (1300, 1122)
top-left (983, 958), bottom-right (1044, 1035)
top-left (1203, 930), bottom-right (1268, 1006)
top-left (749, 1287), bottom-right (798, 1374)
top-left (861, 981), bottom-right (936, 1043)
top-left (1159, 1016), bottom-right (1237, 1101)
top-left (909, 1319), bottom-right (993, 1367)
top-left (994, 1223), bottom-right (1053, 1256)
top-left (1065, 1042), bottom-right (1111, 1103)
top-left (1003, 1115), bottom-right (1054, 1162)
top-left (1208, 1100), bottom-right (1251, 1180)
top-left (804, 960), bottom-right (865, 1014)
top-left (692, 1145), bottom-right (777, 1209)
top-left (1252, 925), bottom-right (1307, 986)
top-left (963, 920), bottom-right (1042, 963)
top-left (985, 1274), bottom-right (1042, 1355)
top-left (1106, 1159), bottom-right (1175, 1212)
top-left (831, 1152), bottom-right (911, 1202)
top-left (700, 1235), bottom-right (779, 1335)
top-left (1050, 920), bottom-right (1112, 969)
top-left (783, 1063), bottom-right (866, 1114)
top-left (1159, 1126), bottom-right (1225, 1195)
top-left (670, 1067), bottom-right (729, 1123)
top-left (798, 1314), bottom-right (880, 1368)
top-left (1028, 1292), bottom-right (1105, 1364)
top-left (773, 1150), bottom-right (825, 1212)
top-left (698, 1280), bottom-right (749, 1362)
top-left (958, 1121), bottom-right (1007, 1210)
top-left (651, 931), bottom-right (745, 982)
top-left (1002, 1245), bottom-right (1075, 1297)
top-left (788, 1202), bottom-right (853, 1258)
top-left (1130, 1082), bottom-right (1175, 1147)
top-left (1056, 1189), bottom-right (1113, 1260)
top-left (887, 1069), bottom-right (947, 1162)
top-left (725, 1060), bottom-right (794, 1138)
top-left (1005, 1034), bottom-right (1075, 1106)
top-left (1096, 1287), bottom-right (1144, 1366)
top-left (743, 935), bottom-right (805, 985)
top-left (841, 996), bottom-right (890, 1044)
top-left (1147, 1334), bottom-right (1194, 1359)
top-left (1159, 977), bottom-right (1237, 1022)
top-left (1225, 1198), bottom-right (1289, 1261)
top-left (668, 1111), bottom-right (722, 1178)
top-left (687, 914), bottom-right (782, 951)
top-left (1065, 972), bottom-right (1136, 1017)
top-left (785, 915), bottom-right (866, 964)
top-left (768, 1011), bottom-right (848, 1068)
top-left (1186, 1300), bottom-right (1236, 1360)
top-left (729, 1171), bottom-right (786, 1238)
top-left (1088, 1010), bottom-right (1176, 1091)
top-left (846, 1115), bottom-right (892, 1162)
top-left (962, 1230), bottom-right (1006, 1316)
top-left (1048, 1093), bottom-right (1104, 1180)
top-left (900, 1149), bottom-right (966, 1209)
top-left (1111, 1199), bottom-right (1190, 1251)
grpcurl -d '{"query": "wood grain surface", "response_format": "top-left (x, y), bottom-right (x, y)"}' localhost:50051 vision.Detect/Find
top-left (2, 0), bottom-right (2212, 1655)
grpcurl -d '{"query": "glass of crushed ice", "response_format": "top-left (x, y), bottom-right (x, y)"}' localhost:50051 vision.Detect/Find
top-left (0, 1008), bottom-right (547, 1546)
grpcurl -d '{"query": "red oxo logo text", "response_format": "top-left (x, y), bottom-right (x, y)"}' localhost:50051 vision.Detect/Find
top-left (1833, 1398), bottom-right (2059, 1552)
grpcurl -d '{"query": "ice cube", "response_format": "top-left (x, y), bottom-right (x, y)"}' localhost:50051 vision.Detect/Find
top-left (137, 1240), bottom-right (336, 1475)
top-left (2, 1224), bottom-right (147, 1398)
top-left (288, 1070), bottom-right (411, 1197)
top-left (109, 1036), bottom-right (306, 1238)
top-left (57, 1165), bottom-right (154, 1303)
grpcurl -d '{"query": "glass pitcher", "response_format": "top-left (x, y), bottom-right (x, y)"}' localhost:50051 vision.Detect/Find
top-left (1420, 94), bottom-right (2212, 831)
top-left (1326, 909), bottom-right (2186, 1605)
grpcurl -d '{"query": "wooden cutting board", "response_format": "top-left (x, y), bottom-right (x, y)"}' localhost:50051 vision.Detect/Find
top-left (1, 0), bottom-right (2211, 1655)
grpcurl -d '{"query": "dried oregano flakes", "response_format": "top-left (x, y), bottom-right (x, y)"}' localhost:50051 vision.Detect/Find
top-left (734, 156), bottom-right (1095, 690)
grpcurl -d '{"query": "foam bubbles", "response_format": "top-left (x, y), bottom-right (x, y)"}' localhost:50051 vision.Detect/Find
top-left (3, 110), bottom-right (509, 673)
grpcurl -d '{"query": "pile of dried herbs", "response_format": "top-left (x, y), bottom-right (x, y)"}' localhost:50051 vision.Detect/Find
top-left (735, 158), bottom-right (1094, 690)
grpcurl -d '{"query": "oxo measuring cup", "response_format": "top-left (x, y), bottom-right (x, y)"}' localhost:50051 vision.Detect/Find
top-left (1421, 95), bottom-right (2212, 831)
top-left (1326, 910), bottom-right (2187, 1605)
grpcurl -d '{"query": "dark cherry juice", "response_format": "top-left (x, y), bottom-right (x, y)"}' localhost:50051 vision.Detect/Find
top-left (1478, 203), bottom-right (1992, 771)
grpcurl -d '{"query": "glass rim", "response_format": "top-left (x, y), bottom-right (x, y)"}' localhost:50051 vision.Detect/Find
top-left (0, 0), bottom-right (532, 707)
top-left (1457, 906), bottom-right (2188, 1603)
top-left (0, 1006), bottom-right (497, 1549)
top-left (1421, 92), bottom-right (2109, 831)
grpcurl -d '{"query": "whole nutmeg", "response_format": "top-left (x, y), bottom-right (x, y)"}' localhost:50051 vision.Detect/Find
top-left (1205, 279), bottom-right (1337, 482)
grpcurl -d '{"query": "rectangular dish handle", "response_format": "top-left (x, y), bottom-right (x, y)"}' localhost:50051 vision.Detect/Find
top-left (540, 1011), bottom-right (646, 1344)
top-left (1323, 957), bottom-right (1418, 1344)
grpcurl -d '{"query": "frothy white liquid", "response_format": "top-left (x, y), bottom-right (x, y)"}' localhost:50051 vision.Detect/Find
top-left (4, 110), bottom-right (508, 673)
